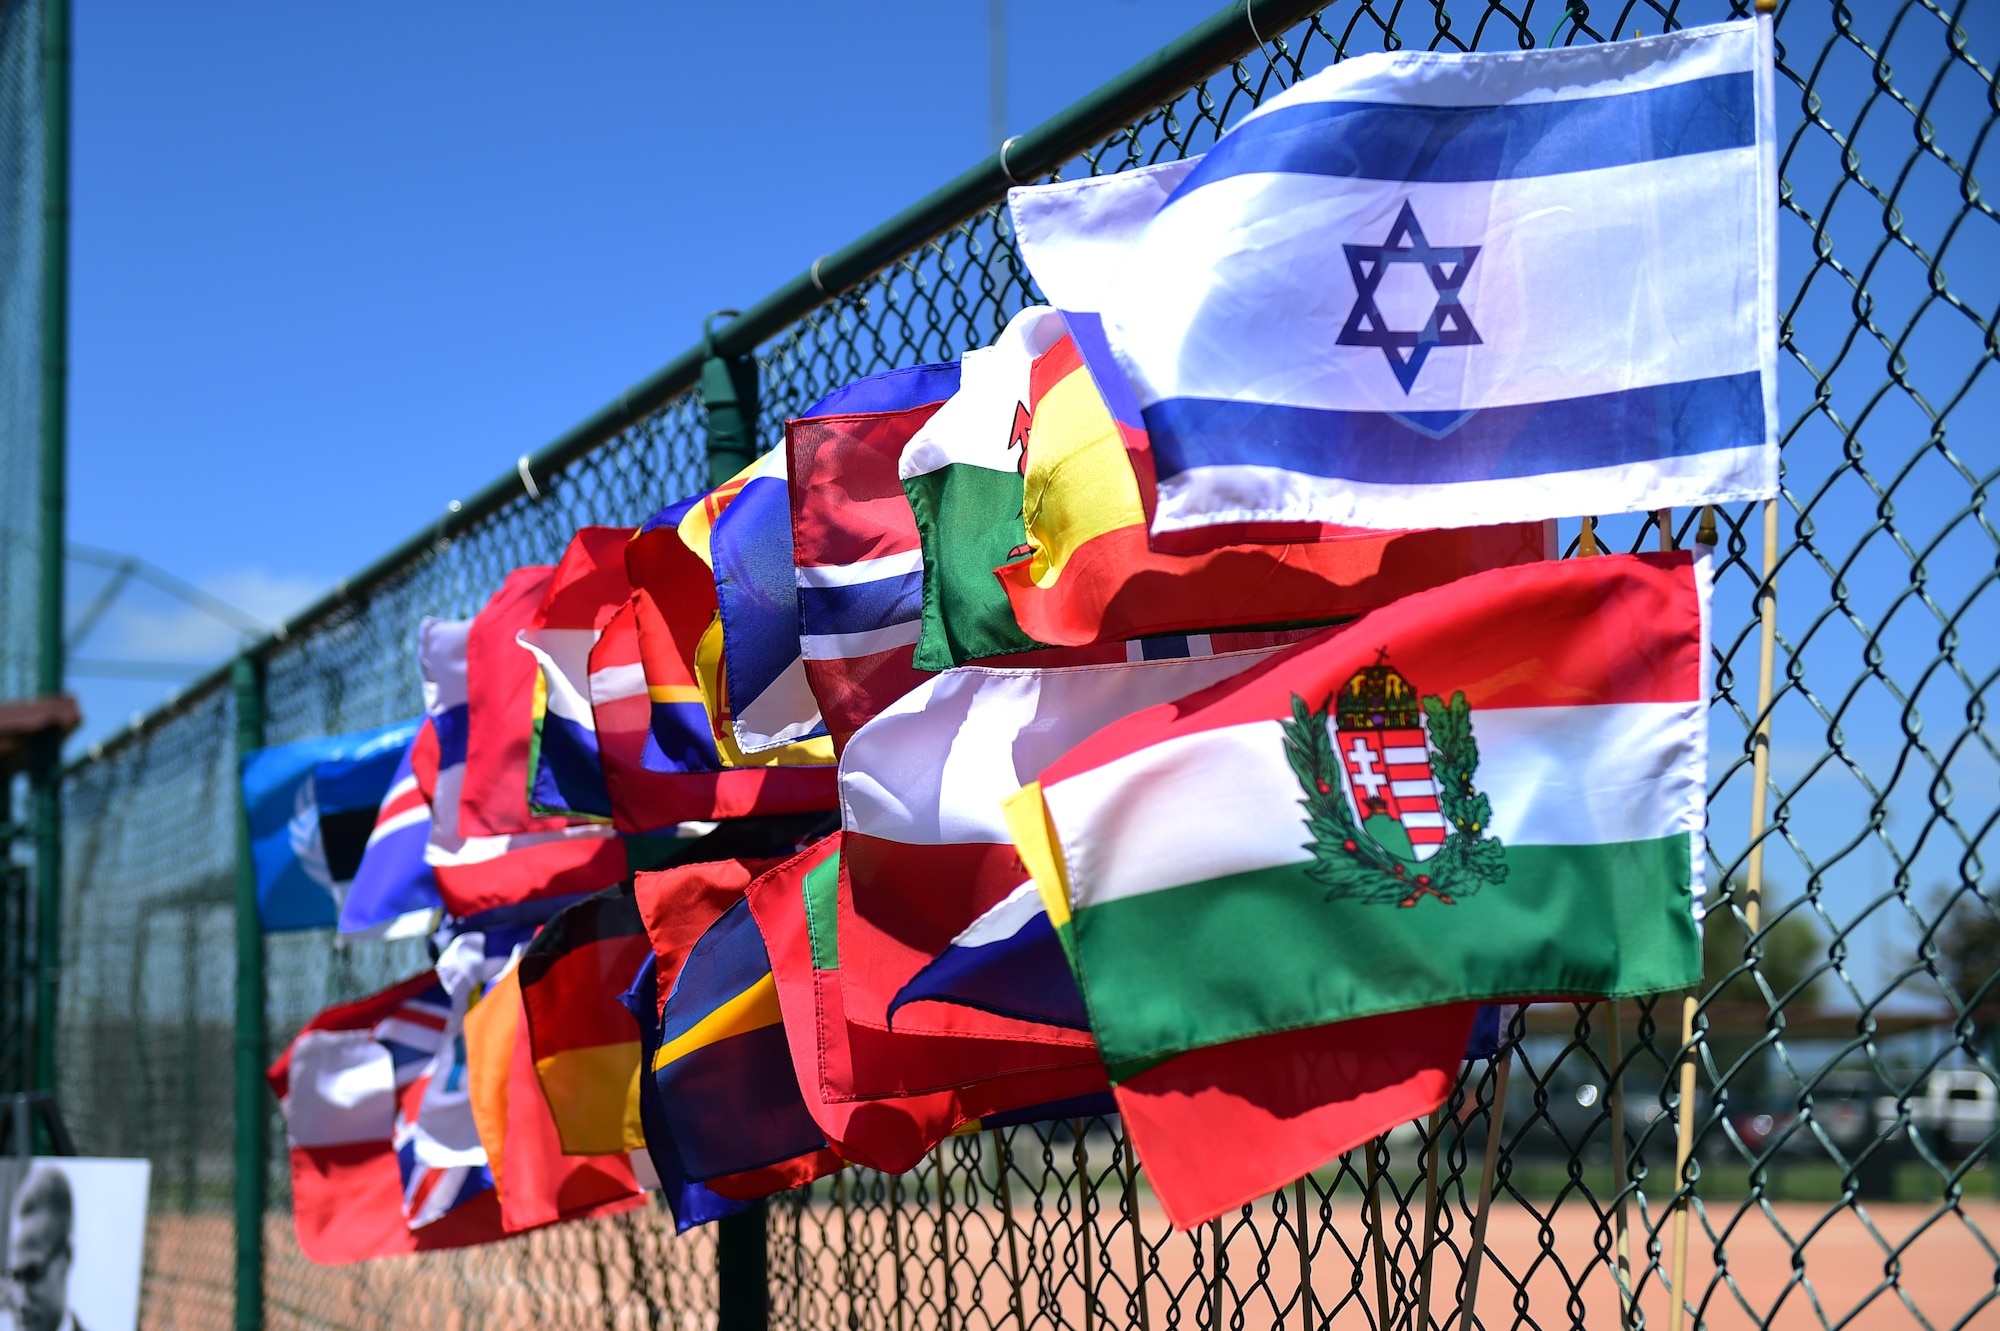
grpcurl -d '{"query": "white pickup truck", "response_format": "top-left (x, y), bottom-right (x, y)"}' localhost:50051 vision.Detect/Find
top-left (1878, 1070), bottom-right (1997, 1158)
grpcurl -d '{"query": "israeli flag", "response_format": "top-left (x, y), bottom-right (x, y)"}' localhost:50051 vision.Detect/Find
top-left (1099, 20), bottom-right (1779, 544)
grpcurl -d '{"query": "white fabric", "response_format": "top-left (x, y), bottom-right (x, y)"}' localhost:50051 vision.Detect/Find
top-left (839, 646), bottom-right (1289, 847)
top-left (1043, 700), bottom-right (1709, 912)
top-left (282, 1030), bottom-right (395, 1149)
top-left (1007, 158), bottom-right (1198, 314)
top-left (900, 306), bottom-right (1067, 480)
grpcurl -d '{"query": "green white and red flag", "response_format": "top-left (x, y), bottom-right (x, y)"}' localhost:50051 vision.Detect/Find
top-left (1007, 552), bottom-right (1710, 1076)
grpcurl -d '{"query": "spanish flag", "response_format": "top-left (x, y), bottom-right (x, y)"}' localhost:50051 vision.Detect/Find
top-left (996, 317), bottom-right (1554, 647)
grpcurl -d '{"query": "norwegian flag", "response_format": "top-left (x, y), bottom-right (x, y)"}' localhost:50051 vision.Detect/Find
top-left (1335, 725), bottom-right (1447, 858)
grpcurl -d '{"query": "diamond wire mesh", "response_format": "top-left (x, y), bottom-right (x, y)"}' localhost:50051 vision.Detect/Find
top-left (0, 0), bottom-right (42, 709)
top-left (50, 0), bottom-right (2000, 1326)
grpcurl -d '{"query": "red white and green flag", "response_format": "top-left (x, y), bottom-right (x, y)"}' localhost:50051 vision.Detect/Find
top-left (1006, 552), bottom-right (1710, 1075)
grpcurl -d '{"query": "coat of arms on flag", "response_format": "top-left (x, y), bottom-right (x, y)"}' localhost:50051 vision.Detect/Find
top-left (1281, 655), bottom-right (1506, 908)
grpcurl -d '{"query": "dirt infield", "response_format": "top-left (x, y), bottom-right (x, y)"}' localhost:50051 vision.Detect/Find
top-left (135, 1195), bottom-right (1997, 1330)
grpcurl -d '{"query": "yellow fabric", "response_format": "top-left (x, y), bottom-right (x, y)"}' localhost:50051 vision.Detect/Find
top-left (1001, 782), bottom-right (1073, 928)
top-left (462, 957), bottom-right (523, 1193)
top-left (651, 973), bottom-right (784, 1072)
top-left (1021, 365), bottom-right (1143, 589)
top-left (695, 614), bottom-right (836, 768)
top-left (647, 684), bottom-right (703, 704)
top-left (676, 458), bottom-right (759, 569)
top-left (533, 1041), bottom-right (645, 1156)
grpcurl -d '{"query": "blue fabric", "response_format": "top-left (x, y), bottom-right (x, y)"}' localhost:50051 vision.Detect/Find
top-left (654, 899), bottom-right (827, 1181)
top-left (802, 361), bottom-right (961, 418)
top-left (1059, 312), bottom-right (1145, 431)
top-left (618, 952), bottom-right (751, 1231)
top-left (1145, 373), bottom-right (1764, 484)
top-left (641, 493), bottom-right (703, 536)
top-left (644, 700), bottom-right (725, 775)
top-left (241, 718), bottom-right (421, 932)
top-left (337, 731), bottom-right (444, 937)
top-left (980, 1092), bottom-right (1118, 1129)
top-left (798, 574), bottom-right (925, 640)
top-left (712, 469), bottom-right (818, 736)
top-left (888, 907), bottom-right (1091, 1032)
top-left (532, 710), bottom-right (612, 818)
top-left (1167, 73), bottom-right (1754, 201)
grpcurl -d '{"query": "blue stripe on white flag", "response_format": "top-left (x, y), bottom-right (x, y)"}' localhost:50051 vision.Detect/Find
top-left (1145, 374), bottom-right (1761, 484)
top-left (1168, 73), bottom-right (1752, 198)
top-left (797, 574), bottom-right (925, 641)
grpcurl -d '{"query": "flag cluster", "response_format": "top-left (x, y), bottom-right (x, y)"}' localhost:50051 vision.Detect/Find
top-left (266, 21), bottom-right (1766, 1258)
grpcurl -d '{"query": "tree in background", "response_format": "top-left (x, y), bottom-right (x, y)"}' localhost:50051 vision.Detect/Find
top-left (1700, 889), bottom-right (1828, 1102)
top-left (1925, 884), bottom-right (2000, 1016)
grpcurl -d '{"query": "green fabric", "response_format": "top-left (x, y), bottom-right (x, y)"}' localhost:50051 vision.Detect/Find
top-left (1071, 835), bottom-right (1701, 1075)
top-left (804, 849), bottom-right (841, 972)
top-left (903, 463), bottom-right (1051, 670)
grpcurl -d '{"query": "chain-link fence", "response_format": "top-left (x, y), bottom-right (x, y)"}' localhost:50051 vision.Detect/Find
top-left (53, 0), bottom-right (1998, 1326)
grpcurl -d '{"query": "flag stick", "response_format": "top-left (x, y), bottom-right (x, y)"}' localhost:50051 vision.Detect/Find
top-left (934, 1145), bottom-right (955, 1331)
top-left (1666, 996), bottom-right (1699, 1331)
top-left (1605, 1005), bottom-right (1636, 1329)
top-left (1295, 1176), bottom-right (1314, 1331)
top-left (1579, 515), bottom-right (1599, 556)
top-left (1365, 1139), bottom-right (1392, 1331)
top-left (997, 1129), bottom-right (1028, 1331)
top-left (1211, 1216), bottom-right (1228, 1331)
top-left (1658, 508), bottom-right (1675, 552)
top-left (1413, 1107), bottom-right (1445, 1331)
top-left (836, 1168), bottom-right (856, 1331)
top-left (1458, 1051), bottom-right (1511, 1331)
top-left (1125, 1133), bottom-right (1153, 1331)
top-left (890, 1171), bottom-right (908, 1331)
top-left (1075, 1120), bottom-right (1096, 1331)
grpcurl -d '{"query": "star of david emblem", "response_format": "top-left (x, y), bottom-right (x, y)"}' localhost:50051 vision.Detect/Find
top-left (1336, 201), bottom-right (1482, 394)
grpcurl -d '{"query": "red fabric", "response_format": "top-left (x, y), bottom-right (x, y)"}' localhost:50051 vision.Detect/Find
top-left (748, 836), bottom-right (1107, 1175)
top-left (998, 334), bottom-right (1551, 645)
top-left (429, 837), bottom-right (630, 919)
top-left (536, 527), bottom-right (637, 629)
top-left (705, 1148), bottom-right (848, 1201)
top-left (633, 857), bottom-right (786, 1018)
top-left (495, 976), bottom-right (645, 1233)
top-left (593, 600), bottom-right (837, 832)
top-left (269, 974), bottom-right (508, 1265)
top-left (786, 404), bottom-right (946, 751)
top-left (1115, 1004), bottom-right (1479, 1230)
top-left (1042, 551), bottom-right (1706, 785)
top-left (461, 567), bottom-right (569, 837)
top-left (837, 835), bottom-right (1095, 1053)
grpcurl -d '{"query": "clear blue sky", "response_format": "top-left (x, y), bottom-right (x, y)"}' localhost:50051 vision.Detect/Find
top-left (64, 0), bottom-right (1220, 737)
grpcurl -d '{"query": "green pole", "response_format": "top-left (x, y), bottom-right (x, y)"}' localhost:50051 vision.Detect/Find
top-left (31, 0), bottom-right (71, 1104)
top-left (701, 311), bottom-right (758, 488)
top-left (231, 655), bottom-right (265, 1331)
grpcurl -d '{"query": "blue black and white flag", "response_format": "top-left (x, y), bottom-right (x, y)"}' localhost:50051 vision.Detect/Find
top-left (242, 718), bottom-right (422, 932)
top-left (1094, 20), bottom-right (1778, 546)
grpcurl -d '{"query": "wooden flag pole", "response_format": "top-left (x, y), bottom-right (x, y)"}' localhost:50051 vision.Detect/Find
top-left (1125, 1138), bottom-right (1154, 1331)
top-left (1075, 1120), bottom-right (1096, 1331)
top-left (1295, 1177), bottom-right (1315, 1331)
top-left (1666, 995), bottom-right (1700, 1331)
top-left (1413, 1107), bottom-right (1446, 1331)
top-left (1605, 1007), bottom-right (1637, 1329)
top-left (934, 1145), bottom-right (956, 1331)
top-left (996, 1130), bottom-right (1028, 1331)
top-left (1458, 1051), bottom-right (1512, 1331)
top-left (1366, 1140), bottom-right (1393, 1331)
top-left (1579, 515), bottom-right (1600, 556)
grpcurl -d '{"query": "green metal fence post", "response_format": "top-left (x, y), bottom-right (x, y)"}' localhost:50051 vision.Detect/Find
top-left (703, 308), bottom-right (769, 1329)
top-left (702, 311), bottom-right (759, 488)
top-left (231, 655), bottom-right (266, 1331)
top-left (31, 0), bottom-right (71, 1109)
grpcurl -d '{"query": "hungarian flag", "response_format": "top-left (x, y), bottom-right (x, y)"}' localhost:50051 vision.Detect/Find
top-left (518, 884), bottom-right (652, 1157)
top-left (632, 857), bottom-right (844, 1190)
top-left (268, 973), bottom-right (505, 1264)
top-left (417, 617), bottom-right (626, 919)
top-left (746, 836), bottom-right (1110, 1174)
top-left (999, 319), bottom-right (1553, 644)
top-left (787, 362), bottom-right (961, 751)
top-left (1006, 552), bottom-right (1709, 1078)
top-left (518, 527), bottom-right (635, 821)
top-left (461, 952), bottom-right (646, 1233)
top-left (835, 639), bottom-right (1311, 1072)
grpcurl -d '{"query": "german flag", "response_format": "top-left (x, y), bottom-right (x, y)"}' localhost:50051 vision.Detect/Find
top-left (518, 884), bottom-right (652, 1156)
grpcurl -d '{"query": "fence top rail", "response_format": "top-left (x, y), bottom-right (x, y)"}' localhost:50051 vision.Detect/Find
top-left (64, 0), bottom-right (1327, 772)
